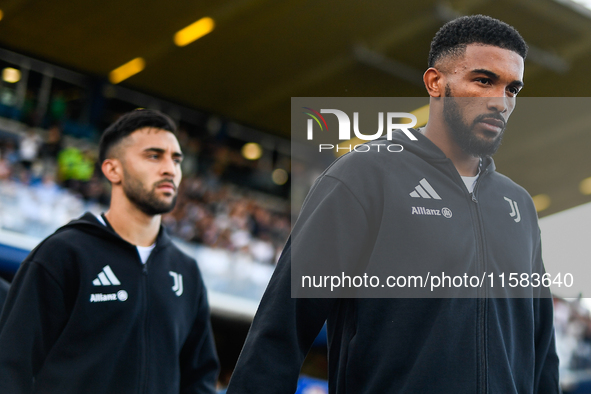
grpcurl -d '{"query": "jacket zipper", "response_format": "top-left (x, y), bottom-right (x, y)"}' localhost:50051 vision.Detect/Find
top-left (138, 256), bottom-right (150, 394)
top-left (470, 167), bottom-right (489, 394)
top-left (447, 161), bottom-right (489, 394)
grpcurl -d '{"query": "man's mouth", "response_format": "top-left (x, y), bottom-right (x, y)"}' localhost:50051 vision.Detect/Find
top-left (155, 181), bottom-right (176, 192)
top-left (477, 117), bottom-right (505, 134)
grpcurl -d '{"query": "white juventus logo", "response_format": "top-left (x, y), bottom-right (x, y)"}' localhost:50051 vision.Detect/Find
top-left (169, 271), bottom-right (183, 296)
top-left (504, 197), bottom-right (521, 223)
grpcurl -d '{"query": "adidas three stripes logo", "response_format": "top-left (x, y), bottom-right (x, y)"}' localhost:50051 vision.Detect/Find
top-left (409, 178), bottom-right (441, 200)
top-left (92, 265), bottom-right (121, 286)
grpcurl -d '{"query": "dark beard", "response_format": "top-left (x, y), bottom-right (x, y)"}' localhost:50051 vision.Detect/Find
top-left (443, 85), bottom-right (505, 158)
top-left (123, 169), bottom-right (177, 216)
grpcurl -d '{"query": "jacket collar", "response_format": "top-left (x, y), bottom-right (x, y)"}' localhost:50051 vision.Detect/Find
top-left (403, 128), bottom-right (496, 173)
top-left (59, 212), bottom-right (172, 248)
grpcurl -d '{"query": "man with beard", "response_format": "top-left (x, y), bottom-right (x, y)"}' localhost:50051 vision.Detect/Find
top-left (0, 109), bottom-right (219, 393)
top-left (227, 15), bottom-right (559, 393)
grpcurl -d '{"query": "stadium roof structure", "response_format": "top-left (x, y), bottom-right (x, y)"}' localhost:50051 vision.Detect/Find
top-left (0, 0), bottom-right (590, 216)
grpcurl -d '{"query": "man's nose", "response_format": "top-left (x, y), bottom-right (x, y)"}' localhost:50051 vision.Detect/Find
top-left (487, 95), bottom-right (510, 114)
top-left (161, 156), bottom-right (177, 176)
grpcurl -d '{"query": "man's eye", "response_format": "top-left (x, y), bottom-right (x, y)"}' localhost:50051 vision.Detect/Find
top-left (476, 78), bottom-right (491, 85)
top-left (508, 86), bottom-right (520, 95)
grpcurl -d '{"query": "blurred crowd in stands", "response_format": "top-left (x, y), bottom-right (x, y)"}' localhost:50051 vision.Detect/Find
top-left (0, 114), bottom-right (291, 265)
top-left (554, 297), bottom-right (591, 392)
top-left (164, 176), bottom-right (290, 264)
top-left (555, 298), bottom-right (591, 370)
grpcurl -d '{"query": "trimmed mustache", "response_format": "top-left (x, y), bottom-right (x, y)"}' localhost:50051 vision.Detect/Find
top-left (154, 179), bottom-right (177, 191)
top-left (474, 113), bottom-right (506, 129)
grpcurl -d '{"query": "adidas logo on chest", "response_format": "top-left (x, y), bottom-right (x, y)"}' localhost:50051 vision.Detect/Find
top-left (409, 178), bottom-right (441, 200)
top-left (408, 178), bottom-right (452, 219)
top-left (90, 265), bottom-right (127, 302)
top-left (92, 265), bottom-right (121, 286)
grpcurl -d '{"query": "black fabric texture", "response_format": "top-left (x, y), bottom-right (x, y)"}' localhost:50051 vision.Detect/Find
top-left (227, 128), bottom-right (560, 393)
top-left (0, 212), bottom-right (219, 394)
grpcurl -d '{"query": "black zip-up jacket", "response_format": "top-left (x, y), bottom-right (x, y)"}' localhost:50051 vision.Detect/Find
top-left (0, 213), bottom-right (219, 393)
top-left (227, 129), bottom-right (560, 393)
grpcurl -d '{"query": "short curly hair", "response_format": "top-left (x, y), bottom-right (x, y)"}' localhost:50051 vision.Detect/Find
top-left (428, 15), bottom-right (528, 68)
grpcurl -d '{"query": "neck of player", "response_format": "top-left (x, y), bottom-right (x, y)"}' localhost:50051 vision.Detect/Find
top-left (104, 191), bottom-right (160, 247)
top-left (421, 120), bottom-right (480, 177)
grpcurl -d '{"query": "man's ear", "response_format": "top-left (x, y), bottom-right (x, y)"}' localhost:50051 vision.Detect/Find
top-left (423, 67), bottom-right (444, 98)
top-left (102, 158), bottom-right (123, 184)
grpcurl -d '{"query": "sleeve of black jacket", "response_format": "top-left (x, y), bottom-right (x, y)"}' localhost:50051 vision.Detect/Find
top-left (0, 258), bottom-right (69, 393)
top-left (0, 276), bottom-right (9, 312)
top-left (532, 230), bottom-right (561, 394)
top-left (226, 174), bottom-right (373, 393)
top-left (179, 271), bottom-right (220, 394)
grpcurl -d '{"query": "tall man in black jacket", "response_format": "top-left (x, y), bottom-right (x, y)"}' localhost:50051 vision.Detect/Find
top-left (227, 15), bottom-right (560, 393)
top-left (0, 109), bottom-right (219, 393)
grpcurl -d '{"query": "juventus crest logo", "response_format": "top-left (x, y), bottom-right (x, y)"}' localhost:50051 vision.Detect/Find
top-left (169, 271), bottom-right (183, 296)
top-left (503, 197), bottom-right (521, 223)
